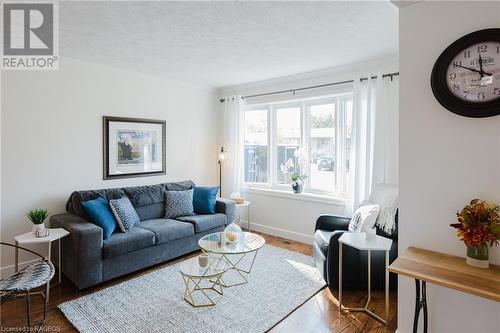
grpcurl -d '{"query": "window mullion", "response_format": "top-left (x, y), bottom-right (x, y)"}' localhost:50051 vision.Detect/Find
top-left (335, 98), bottom-right (342, 192)
top-left (269, 106), bottom-right (276, 187)
top-left (337, 98), bottom-right (346, 193)
top-left (303, 102), bottom-right (310, 191)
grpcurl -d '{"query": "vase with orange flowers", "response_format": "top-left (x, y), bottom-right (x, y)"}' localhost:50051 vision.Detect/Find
top-left (450, 199), bottom-right (500, 268)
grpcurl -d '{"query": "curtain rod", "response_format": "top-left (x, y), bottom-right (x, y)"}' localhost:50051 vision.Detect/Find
top-left (219, 71), bottom-right (399, 103)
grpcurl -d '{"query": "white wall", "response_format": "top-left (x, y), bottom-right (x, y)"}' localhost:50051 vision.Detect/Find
top-left (1, 58), bottom-right (219, 274)
top-left (399, 2), bottom-right (500, 332)
top-left (220, 57), bottom-right (399, 243)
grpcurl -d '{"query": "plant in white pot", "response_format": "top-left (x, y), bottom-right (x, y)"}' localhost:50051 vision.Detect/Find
top-left (280, 148), bottom-right (307, 193)
top-left (27, 208), bottom-right (49, 235)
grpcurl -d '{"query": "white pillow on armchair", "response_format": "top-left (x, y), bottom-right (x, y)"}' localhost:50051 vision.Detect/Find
top-left (348, 204), bottom-right (380, 232)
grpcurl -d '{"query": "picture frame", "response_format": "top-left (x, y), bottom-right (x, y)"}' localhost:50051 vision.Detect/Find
top-left (103, 116), bottom-right (166, 180)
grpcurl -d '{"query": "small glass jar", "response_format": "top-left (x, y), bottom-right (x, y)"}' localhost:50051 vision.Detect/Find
top-left (224, 221), bottom-right (242, 243)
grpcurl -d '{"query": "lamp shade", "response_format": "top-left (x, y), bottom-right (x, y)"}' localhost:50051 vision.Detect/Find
top-left (218, 147), bottom-right (225, 162)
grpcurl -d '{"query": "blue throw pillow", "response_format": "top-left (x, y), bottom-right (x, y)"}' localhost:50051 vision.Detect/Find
top-left (109, 196), bottom-right (140, 232)
top-left (81, 196), bottom-right (117, 239)
top-left (193, 186), bottom-right (219, 215)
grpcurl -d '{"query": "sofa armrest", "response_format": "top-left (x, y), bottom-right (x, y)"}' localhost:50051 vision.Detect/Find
top-left (216, 198), bottom-right (235, 224)
top-left (315, 214), bottom-right (350, 232)
top-left (50, 213), bottom-right (103, 289)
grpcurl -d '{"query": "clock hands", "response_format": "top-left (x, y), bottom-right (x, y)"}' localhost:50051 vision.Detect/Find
top-left (455, 63), bottom-right (492, 76)
top-left (478, 54), bottom-right (484, 77)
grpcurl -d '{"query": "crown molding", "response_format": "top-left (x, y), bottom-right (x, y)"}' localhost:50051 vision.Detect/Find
top-left (390, 0), bottom-right (421, 8)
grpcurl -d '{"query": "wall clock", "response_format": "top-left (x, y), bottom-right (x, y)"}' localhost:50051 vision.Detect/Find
top-left (431, 28), bottom-right (500, 118)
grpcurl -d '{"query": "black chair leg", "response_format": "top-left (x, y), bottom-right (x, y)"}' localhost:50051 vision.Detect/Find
top-left (26, 290), bottom-right (31, 328)
top-left (39, 282), bottom-right (50, 330)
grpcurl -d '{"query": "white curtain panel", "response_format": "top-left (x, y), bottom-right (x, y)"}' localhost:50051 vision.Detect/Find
top-left (222, 96), bottom-right (245, 197)
top-left (346, 75), bottom-right (399, 215)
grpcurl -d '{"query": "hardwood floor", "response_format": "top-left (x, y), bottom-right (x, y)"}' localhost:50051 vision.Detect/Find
top-left (0, 232), bottom-right (397, 332)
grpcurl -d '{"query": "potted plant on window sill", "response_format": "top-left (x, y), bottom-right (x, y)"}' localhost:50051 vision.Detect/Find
top-left (280, 149), bottom-right (308, 194)
top-left (450, 199), bottom-right (500, 268)
top-left (27, 208), bottom-right (49, 235)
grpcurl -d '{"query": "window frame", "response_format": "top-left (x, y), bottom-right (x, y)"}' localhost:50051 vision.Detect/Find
top-left (242, 92), bottom-right (353, 197)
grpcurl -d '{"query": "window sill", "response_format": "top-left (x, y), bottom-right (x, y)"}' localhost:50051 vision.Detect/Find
top-left (244, 187), bottom-right (346, 206)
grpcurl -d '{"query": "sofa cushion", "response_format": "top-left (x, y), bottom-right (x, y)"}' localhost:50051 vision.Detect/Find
top-left (176, 213), bottom-right (226, 233)
top-left (123, 184), bottom-right (165, 221)
top-left (102, 227), bottom-right (155, 259)
top-left (163, 180), bottom-right (195, 191)
top-left (313, 229), bottom-right (333, 257)
top-left (139, 219), bottom-right (194, 244)
top-left (67, 188), bottom-right (125, 220)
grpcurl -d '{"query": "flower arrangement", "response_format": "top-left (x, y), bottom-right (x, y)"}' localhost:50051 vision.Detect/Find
top-left (450, 199), bottom-right (500, 268)
top-left (280, 148), bottom-right (307, 193)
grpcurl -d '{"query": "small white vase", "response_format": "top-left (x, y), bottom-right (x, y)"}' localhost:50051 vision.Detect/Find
top-left (32, 223), bottom-right (45, 235)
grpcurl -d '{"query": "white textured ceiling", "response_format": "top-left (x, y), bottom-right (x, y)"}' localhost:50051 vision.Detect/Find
top-left (60, 1), bottom-right (398, 88)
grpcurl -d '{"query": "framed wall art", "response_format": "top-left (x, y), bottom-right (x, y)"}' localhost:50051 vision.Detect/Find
top-left (103, 116), bottom-right (166, 180)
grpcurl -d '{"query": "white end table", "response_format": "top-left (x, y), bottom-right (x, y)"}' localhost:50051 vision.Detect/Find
top-left (14, 228), bottom-right (70, 290)
top-left (338, 232), bottom-right (392, 325)
top-left (235, 201), bottom-right (251, 231)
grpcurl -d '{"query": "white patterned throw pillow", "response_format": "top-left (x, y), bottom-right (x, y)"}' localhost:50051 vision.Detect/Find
top-left (348, 204), bottom-right (380, 232)
top-left (164, 189), bottom-right (195, 219)
top-left (109, 196), bottom-right (140, 232)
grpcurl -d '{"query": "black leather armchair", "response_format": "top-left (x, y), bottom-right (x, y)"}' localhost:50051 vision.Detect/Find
top-left (313, 211), bottom-right (398, 291)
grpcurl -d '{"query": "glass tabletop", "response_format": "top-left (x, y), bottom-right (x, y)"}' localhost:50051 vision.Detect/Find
top-left (179, 257), bottom-right (228, 278)
top-left (198, 232), bottom-right (266, 255)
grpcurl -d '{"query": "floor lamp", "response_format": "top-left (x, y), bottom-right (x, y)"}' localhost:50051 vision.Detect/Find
top-left (218, 147), bottom-right (225, 197)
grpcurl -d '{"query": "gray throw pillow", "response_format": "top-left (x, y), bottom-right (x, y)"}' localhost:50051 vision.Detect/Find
top-left (164, 189), bottom-right (195, 219)
top-left (109, 196), bottom-right (140, 232)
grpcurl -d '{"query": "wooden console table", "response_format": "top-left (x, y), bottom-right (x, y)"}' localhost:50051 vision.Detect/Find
top-left (388, 247), bottom-right (500, 333)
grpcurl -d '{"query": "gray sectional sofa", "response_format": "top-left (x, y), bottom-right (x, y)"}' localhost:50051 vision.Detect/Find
top-left (50, 180), bottom-right (235, 290)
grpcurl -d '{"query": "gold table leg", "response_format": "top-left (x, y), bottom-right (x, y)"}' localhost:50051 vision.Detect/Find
top-left (338, 247), bottom-right (389, 325)
top-left (181, 273), bottom-right (225, 307)
top-left (209, 249), bottom-right (259, 288)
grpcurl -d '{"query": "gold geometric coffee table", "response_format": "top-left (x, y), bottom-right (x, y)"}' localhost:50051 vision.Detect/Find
top-left (179, 257), bottom-right (228, 307)
top-left (198, 232), bottom-right (265, 288)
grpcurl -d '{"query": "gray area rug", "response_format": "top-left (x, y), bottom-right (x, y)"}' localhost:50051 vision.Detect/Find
top-left (59, 245), bottom-right (325, 333)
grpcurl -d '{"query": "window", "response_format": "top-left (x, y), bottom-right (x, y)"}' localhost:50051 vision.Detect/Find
top-left (276, 106), bottom-right (301, 184)
top-left (244, 109), bottom-right (268, 183)
top-left (309, 102), bottom-right (335, 192)
top-left (243, 93), bottom-right (353, 196)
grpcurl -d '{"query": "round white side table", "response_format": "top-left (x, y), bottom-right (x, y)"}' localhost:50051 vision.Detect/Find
top-left (234, 201), bottom-right (251, 231)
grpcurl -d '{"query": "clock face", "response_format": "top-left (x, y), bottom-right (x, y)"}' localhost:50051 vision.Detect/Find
top-left (446, 41), bottom-right (500, 102)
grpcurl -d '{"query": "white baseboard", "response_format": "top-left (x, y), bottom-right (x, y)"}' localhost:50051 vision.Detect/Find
top-left (1, 258), bottom-right (39, 278)
top-left (248, 221), bottom-right (313, 244)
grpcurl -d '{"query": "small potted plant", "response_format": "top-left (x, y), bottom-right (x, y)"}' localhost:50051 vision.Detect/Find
top-left (27, 208), bottom-right (49, 235)
top-left (450, 199), bottom-right (500, 268)
top-left (280, 149), bottom-right (307, 193)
